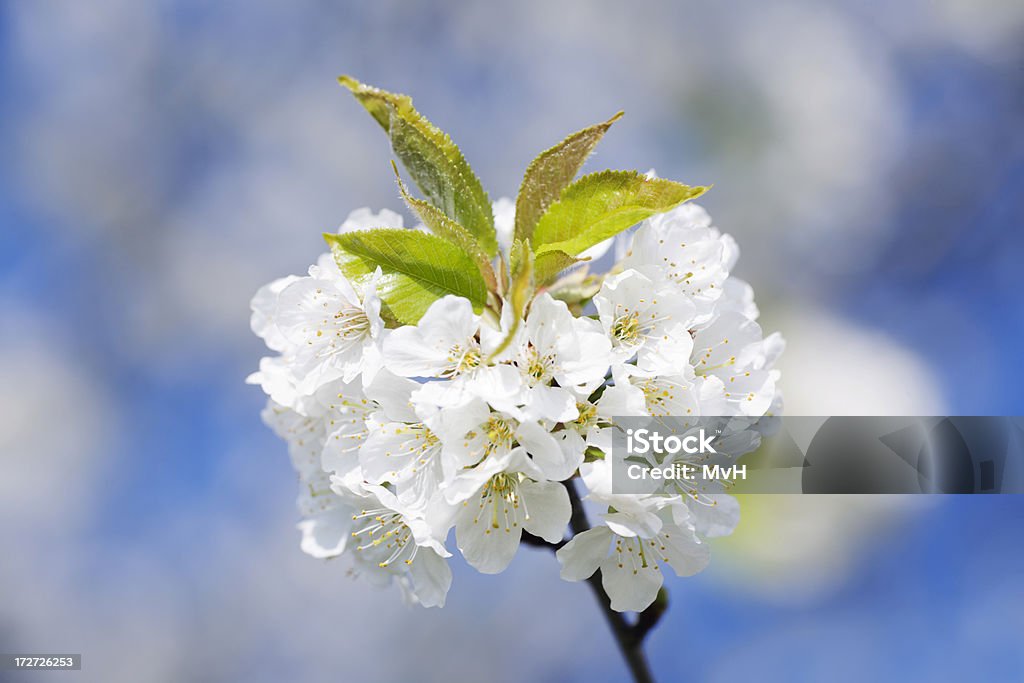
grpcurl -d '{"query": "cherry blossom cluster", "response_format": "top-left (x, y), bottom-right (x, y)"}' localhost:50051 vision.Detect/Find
top-left (249, 200), bottom-right (783, 611)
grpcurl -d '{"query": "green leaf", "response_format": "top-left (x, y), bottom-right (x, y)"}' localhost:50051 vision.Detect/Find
top-left (337, 75), bottom-right (400, 131)
top-left (392, 162), bottom-right (498, 293)
top-left (509, 239), bottom-right (534, 317)
top-left (339, 76), bottom-right (497, 256)
top-left (533, 170), bottom-right (709, 257)
top-left (534, 249), bottom-right (587, 288)
top-left (325, 229), bottom-right (488, 325)
top-left (514, 111), bottom-right (623, 246)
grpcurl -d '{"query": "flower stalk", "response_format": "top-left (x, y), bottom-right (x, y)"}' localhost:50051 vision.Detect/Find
top-left (566, 479), bottom-right (661, 683)
top-left (524, 478), bottom-right (666, 683)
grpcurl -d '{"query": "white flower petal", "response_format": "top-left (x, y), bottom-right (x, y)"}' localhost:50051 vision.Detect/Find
top-left (418, 295), bottom-right (479, 349)
top-left (442, 450), bottom-right (510, 504)
top-left (407, 548), bottom-right (452, 608)
top-left (659, 525), bottom-right (711, 578)
top-left (455, 495), bottom-right (523, 574)
top-left (492, 197), bottom-right (515, 256)
top-left (604, 510), bottom-right (663, 538)
top-left (682, 494), bottom-right (740, 538)
top-left (338, 207), bottom-right (404, 233)
top-left (557, 527), bottom-right (613, 581)
top-left (596, 380), bottom-right (647, 417)
top-left (382, 326), bottom-right (449, 377)
top-left (297, 507), bottom-right (351, 559)
top-left (519, 479), bottom-right (571, 543)
top-left (600, 546), bottom-right (664, 612)
top-left (465, 364), bottom-right (524, 412)
top-left (515, 419), bottom-right (573, 481)
top-left (250, 275), bottom-right (300, 352)
top-left (364, 369), bottom-right (419, 422)
top-left (521, 384), bottom-right (578, 423)
top-left (358, 423), bottom-right (423, 484)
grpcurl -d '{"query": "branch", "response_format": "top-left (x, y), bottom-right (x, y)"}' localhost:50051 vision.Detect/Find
top-left (523, 480), bottom-right (670, 683)
top-left (634, 588), bottom-right (669, 643)
top-left (564, 479), bottom-right (659, 683)
top-left (520, 531), bottom-right (564, 550)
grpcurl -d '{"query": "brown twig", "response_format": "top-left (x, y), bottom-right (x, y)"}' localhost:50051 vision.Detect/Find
top-left (523, 479), bottom-right (667, 683)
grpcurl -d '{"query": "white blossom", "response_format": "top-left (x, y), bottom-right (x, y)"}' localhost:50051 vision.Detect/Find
top-left (333, 482), bottom-right (453, 608)
top-left (274, 262), bottom-right (384, 388)
top-left (445, 446), bottom-right (571, 574)
top-left (556, 460), bottom-right (712, 611)
top-left (250, 275), bottom-right (301, 353)
top-left (691, 311), bottom-right (784, 417)
top-left (597, 364), bottom-right (725, 418)
top-left (508, 293), bottom-right (612, 422)
top-left (424, 396), bottom-right (574, 482)
top-left (594, 269), bottom-right (697, 373)
top-left (621, 203), bottom-right (737, 324)
top-left (251, 199), bottom-right (782, 611)
top-left (556, 513), bottom-right (709, 612)
top-left (383, 295), bottom-right (484, 379)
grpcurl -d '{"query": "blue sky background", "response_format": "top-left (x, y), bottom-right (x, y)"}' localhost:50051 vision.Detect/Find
top-left (1, 2), bottom-right (1022, 681)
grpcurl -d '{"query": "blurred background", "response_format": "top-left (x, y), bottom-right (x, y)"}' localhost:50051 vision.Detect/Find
top-left (1, 1), bottom-right (1022, 681)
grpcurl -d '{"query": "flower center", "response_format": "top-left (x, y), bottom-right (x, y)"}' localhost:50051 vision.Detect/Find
top-left (523, 343), bottom-right (554, 386)
top-left (474, 473), bottom-right (525, 533)
top-left (309, 299), bottom-right (371, 358)
top-left (573, 401), bottom-right (598, 430)
top-left (445, 341), bottom-right (482, 377)
top-left (333, 306), bottom-right (371, 339)
top-left (693, 336), bottom-right (736, 375)
top-left (421, 428), bottom-right (440, 448)
top-left (613, 535), bottom-right (669, 573)
top-left (351, 507), bottom-right (418, 568)
top-left (484, 417), bottom-right (515, 456)
top-left (639, 378), bottom-right (687, 417)
top-left (390, 424), bottom-right (442, 477)
top-left (488, 472), bottom-right (518, 497)
top-left (611, 310), bottom-right (641, 345)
